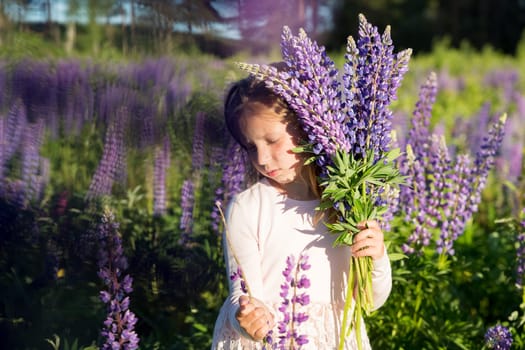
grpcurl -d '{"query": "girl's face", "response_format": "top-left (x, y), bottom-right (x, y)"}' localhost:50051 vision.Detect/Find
top-left (239, 106), bottom-right (307, 192)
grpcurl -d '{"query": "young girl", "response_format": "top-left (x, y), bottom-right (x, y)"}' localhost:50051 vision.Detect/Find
top-left (211, 71), bottom-right (392, 349)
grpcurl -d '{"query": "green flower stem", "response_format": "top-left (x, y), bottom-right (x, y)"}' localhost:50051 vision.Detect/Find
top-left (325, 148), bottom-right (403, 350)
top-left (339, 256), bottom-right (355, 349)
top-left (216, 201), bottom-right (253, 298)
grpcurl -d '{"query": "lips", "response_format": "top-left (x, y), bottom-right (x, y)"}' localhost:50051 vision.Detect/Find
top-left (266, 169), bottom-right (279, 177)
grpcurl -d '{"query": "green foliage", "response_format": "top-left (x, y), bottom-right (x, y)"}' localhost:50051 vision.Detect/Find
top-left (0, 31), bottom-right (65, 60)
top-left (321, 148), bottom-right (405, 245)
top-left (366, 206), bottom-right (525, 349)
top-left (45, 334), bottom-right (97, 350)
top-left (41, 123), bottom-right (104, 196)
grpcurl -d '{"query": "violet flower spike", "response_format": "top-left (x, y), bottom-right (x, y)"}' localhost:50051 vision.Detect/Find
top-left (97, 208), bottom-right (139, 350)
top-left (179, 180), bottom-right (195, 245)
top-left (211, 140), bottom-right (248, 234)
top-left (238, 26), bottom-right (351, 169)
top-left (277, 254), bottom-right (311, 349)
top-left (153, 137), bottom-right (171, 217)
top-left (86, 114), bottom-right (126, 201)
top-left (516, 208), bottom-right (525, 289)
top-left (344, 14), bottom-right (412, 159)
top-left (470, 114), bottom-right (507, 212)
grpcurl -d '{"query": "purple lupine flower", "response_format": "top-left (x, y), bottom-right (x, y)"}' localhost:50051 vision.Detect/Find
top-left (279, 26), bottom-right (350, 161)
top-left (344, 14), bottom-right (412, 159)
top-left (191, 112), bottom-right (206, 172)
top-left (137, 107), bottom-right (156, 149)
top-left (229, 266), bottom-right (248, 294)
top-left (153, 137), bottom-right (171, 216)
top-left (211, 140), bottom-right (249, 234)
top-left (397, 73), bottom-right (439, 254)
top-left (179, 180), bottom-right (194, 233)
top-left (3, 99), bottom-right (27, 168)
top-left (517, 232), bottom-right (525, 288)
top-left (461, 103), bottom-right (491, 156)
top-left (399, 145), bottom-right (432, 254)
top-left (86, 114), bottom-right (126, 201)
top-left (238, 14), bottom-right (410, 174)
top-left (398, 72), bottom-right (506, 256)
top-left (278, 254), bottom-right (311, 349)
top-left (469, 114), bottom-right (507, 213)
top-left (20, 118), bottom-right (46, 203)
top-left (436, 154), bottom-right (473, 255)
top-left (0, 115), bottom-right (5, 186)
top-left (426, 135), bottom-right (451, 225)
top-left (402, 134), bottom-right (451, 254)
top-left (484, 324), bottom-right (513, 350)
top-left (56, 60), bottom-right (94, 136)
top-left (0, 61), bottom-right (6, 108)
top-left (239, 28), bottom-right (351, 171)
top-left (178, 111), bottom-right (206, 229)
top-left (406, 72), bottom-right (437, 160)
top-left (97, 208), bottom-right (139, 350)
top-left (492, 90), bottom-right (524, 188)
top-left (484, 68), bottom-right (519, 104)
top-left (517, 208), bottom-right (525, 288)
top-left (436, 68), bottom-right (465, 93)
top-left (278, 255), bottom-right (295, 347)
top-left (2, 179), bottom-right (26, 208)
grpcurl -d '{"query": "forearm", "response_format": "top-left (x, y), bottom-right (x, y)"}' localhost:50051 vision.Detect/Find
top-left (370, 248), bottom-right (392, 310)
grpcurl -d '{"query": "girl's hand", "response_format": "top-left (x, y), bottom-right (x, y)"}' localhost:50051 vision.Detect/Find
top-left (351, 220), bottom-right (385, 260)
top-left (236, 295), bottom-right (275, 341)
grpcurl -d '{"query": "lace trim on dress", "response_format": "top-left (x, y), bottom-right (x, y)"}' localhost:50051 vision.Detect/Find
top-left (211, 302), bottom-right (372, 350)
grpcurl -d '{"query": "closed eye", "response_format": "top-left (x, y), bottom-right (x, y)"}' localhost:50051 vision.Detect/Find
top-left (245, 143), bottom-right (257, 153)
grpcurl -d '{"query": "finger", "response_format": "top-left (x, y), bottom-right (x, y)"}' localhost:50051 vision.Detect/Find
top-left (351, 235), bottom-right (379, 252)
top-left (239, 295), bottom-right (250, 306)
top-left (241, 312), bottom-right (271, 340)
top-left (237, 298), bottom-right (255, 317)
top-left (353, 228), bottom-right (380, 244)
top-left (251, 317), bottom-right (273, 341)
top-left (357, 220), bottom-right (380, 230)
top-left (352, 239), bottom-right (384, 259)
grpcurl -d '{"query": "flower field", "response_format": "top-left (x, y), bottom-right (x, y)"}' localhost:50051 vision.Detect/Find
top-left (1, 38), bottom-right (525, 349)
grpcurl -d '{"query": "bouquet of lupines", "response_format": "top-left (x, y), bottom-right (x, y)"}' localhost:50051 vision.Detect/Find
top-left (239, 14), bottom-right (411, 349)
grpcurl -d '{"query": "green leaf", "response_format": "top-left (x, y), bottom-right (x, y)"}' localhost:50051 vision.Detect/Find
top-left (388, 253), bottom-right (408, 261)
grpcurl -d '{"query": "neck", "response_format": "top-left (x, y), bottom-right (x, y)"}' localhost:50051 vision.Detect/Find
top-left (268, 179), bottom-right (317, 201)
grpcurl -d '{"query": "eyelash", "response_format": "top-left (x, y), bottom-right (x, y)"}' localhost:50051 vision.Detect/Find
top-left (245, 139), bottom-right (278, 153)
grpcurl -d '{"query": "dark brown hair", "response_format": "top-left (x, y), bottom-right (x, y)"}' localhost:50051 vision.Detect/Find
top-left (224, 71), bottom-right (295, 148)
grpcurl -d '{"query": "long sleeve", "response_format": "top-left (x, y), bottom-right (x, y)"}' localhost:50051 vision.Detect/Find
top-left (223, 195), bottom-right (267, 338)
top-left (370, 248), bottom-right (392, 311)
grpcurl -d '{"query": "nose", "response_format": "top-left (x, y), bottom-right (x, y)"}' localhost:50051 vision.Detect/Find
top-left (256, 146), bottom-right (271, 166)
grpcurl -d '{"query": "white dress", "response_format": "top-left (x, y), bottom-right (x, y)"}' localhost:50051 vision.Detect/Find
top-left (212, 179), bottom-right (392, 349)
